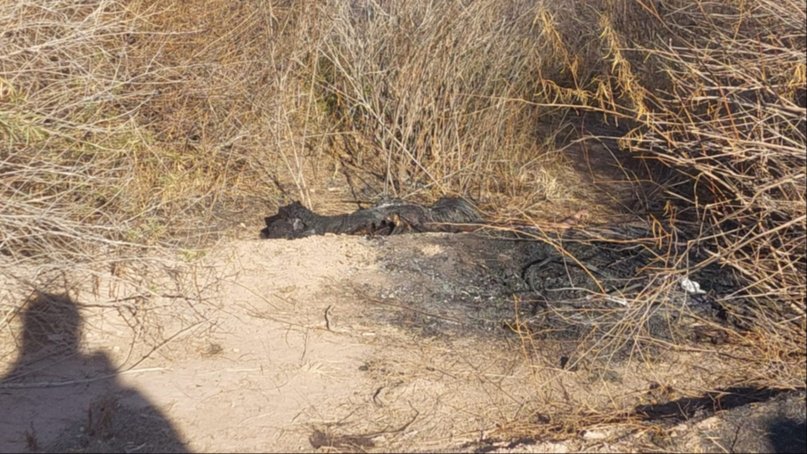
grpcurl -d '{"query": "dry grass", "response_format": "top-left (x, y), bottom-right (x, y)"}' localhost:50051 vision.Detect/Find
top-left (0, 0), bottom-right (314, 263)
top-left (1, 0), bottom-right (805, 440)
top-left (525, 0), bottom-right (805, 388)
top-left (314, 0), bottom-right (550, 202)
top-left (1, 0), bottom-right (147, 261)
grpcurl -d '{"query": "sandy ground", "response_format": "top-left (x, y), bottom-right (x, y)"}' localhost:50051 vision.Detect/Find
top-left (2, 232), bottom-right (804, 453)
top-left (0, 234), bottom-right (537, 452)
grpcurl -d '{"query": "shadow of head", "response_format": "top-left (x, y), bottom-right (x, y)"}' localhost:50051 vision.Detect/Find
top-left (769, 417), bottom-right (807, 454)
top-left (20, 291), bottom-right (82, 357)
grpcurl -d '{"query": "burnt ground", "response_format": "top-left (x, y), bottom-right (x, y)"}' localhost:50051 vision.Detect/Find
top-left (361, 230), bottom-right (744, 361)
top-left (317, 230), bottom-right (805, 451)
top-left (353, 231), bottom-right (806, 452)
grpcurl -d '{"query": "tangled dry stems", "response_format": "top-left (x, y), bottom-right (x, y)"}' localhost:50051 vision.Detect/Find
top-left (589, 0), bottom-right (805, 386)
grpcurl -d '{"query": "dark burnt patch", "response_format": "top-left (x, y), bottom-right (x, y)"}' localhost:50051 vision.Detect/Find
top-left (260, 197), bottom-right (481, 239)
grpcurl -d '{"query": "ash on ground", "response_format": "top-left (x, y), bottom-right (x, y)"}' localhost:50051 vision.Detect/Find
top-left (361, 232), bottom-right (744, 360)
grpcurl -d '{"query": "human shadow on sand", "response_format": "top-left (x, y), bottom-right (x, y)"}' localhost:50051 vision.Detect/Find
top-left (0, 291), bottom-right (188, 453)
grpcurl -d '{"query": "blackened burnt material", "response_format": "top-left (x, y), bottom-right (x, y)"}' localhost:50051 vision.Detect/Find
top-left (260, 197), bottom-right (482, 239)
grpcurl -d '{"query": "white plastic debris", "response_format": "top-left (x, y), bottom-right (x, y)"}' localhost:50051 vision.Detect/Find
top-left (680, 276), bottom-right (706, 295)
top-left (604, 295), bottom-right (629, 306)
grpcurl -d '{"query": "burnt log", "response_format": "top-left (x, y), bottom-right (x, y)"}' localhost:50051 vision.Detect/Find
top-left (260, 197), bottom-right (481, 239)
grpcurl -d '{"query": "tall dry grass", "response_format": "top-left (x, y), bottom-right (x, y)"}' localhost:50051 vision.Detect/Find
top-left (529, 0), bottom-right (806, 387)
top-left (1, 0), bottom-right (147, 261)
top-left (315, 0), bottom-right (549, 202)
top-left (1, 0), bottom-right (315, 263)
top-left (0, 0), bottom-right (565, 263)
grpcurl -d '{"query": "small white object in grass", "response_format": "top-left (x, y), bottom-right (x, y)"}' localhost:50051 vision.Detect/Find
top-left (604, 295), bottom-right (629, 306)
top-left (680, 277), bottom-right (706, 295)
top-left (582, 429), bottom-right (608, 440)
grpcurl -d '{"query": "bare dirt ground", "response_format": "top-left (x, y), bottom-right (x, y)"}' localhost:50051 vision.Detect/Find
top-left (2, 231), bottom-right (804, 453)
top-left (0, 234), bottom-right (540, 452)
top-left (1, 143), bottom-right (803, 453)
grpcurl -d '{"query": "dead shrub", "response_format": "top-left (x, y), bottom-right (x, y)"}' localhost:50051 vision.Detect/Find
top-left (314, 0), bottom-right (552, 202)
top-left (529, 0), bottom-right (806, 387)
